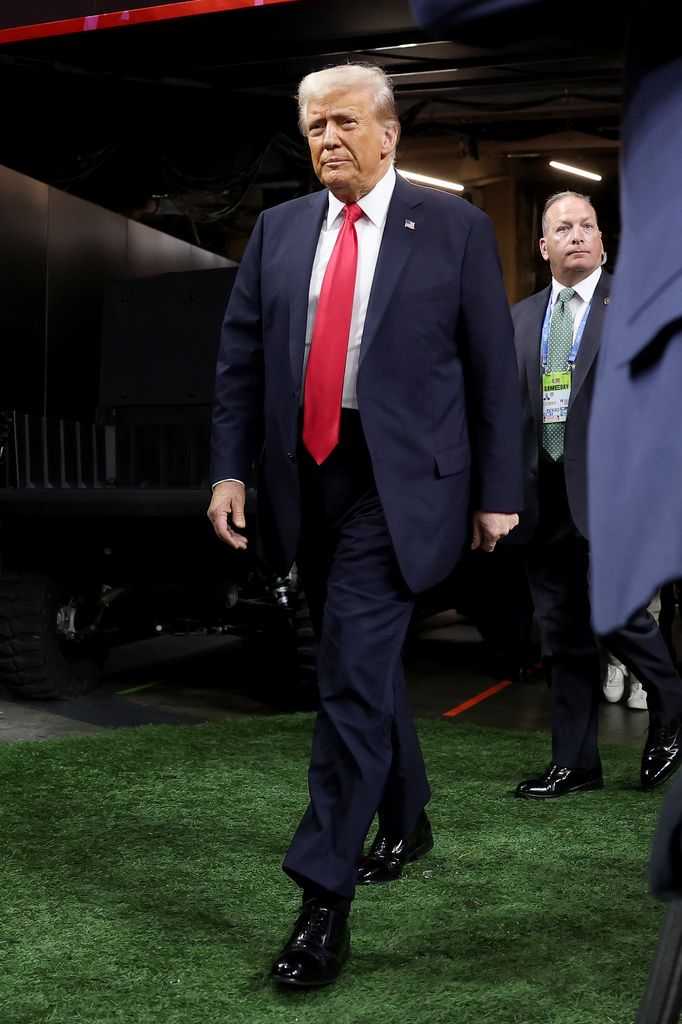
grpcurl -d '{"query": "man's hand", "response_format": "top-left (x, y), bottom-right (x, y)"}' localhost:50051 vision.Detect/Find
top-left (207, 481), bottom-right (248, 550)
top-left (471, 511), bottom-right (519, 553)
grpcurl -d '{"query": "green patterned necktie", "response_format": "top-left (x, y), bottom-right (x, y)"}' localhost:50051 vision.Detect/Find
top-left (542, 286), bottom-right (576, 461)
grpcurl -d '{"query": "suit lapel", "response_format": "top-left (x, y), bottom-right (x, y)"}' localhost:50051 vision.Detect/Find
top-left (288, 190), bottom-right (327, 387)
top-left (567, 271), bottom-right (611, 411)
top-left (359, 176), bottom-right (424, 366)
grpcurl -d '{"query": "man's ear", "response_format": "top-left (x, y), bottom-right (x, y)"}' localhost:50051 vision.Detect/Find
top-left (539, 238), bottom-right (550, 262)
top-left (381, 125), bottom-right (398, 157)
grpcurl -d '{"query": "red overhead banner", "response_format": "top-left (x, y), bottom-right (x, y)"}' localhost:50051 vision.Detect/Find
top-left (0, 0), bottom-right (299, 44)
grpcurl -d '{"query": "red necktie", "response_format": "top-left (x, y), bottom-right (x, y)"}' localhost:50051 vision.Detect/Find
top-left (302, 202), bottom-right (364, 465)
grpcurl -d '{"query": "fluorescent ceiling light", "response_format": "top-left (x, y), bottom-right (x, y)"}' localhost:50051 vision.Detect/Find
top-left (398, 169), bottom-right (464, 192)
top-left (549, 160), bottom-right (602, 181)
top-left (390, 67), bottom-right (459, 78)
top-left (372, 42), bottom-right (419, 50)
top-left (372, 39), bottom-right (450, 50)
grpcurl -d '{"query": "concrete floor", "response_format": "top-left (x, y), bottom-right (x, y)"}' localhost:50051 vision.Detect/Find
top-left (0, 611), bottom-right (669, 759)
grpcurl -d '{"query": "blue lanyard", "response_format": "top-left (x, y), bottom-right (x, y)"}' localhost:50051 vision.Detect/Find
top-left (540, 292), bottom-right (592, 370)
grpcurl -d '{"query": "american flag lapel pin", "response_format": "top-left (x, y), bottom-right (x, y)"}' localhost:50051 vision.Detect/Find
top-left (404, 218), bottom-right (416, 230)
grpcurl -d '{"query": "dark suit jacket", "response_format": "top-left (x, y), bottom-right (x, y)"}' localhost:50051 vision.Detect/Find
top-left (587, 31), bottom-right (682, 634)
top-left (410, 0), bottom-right (629, 45)
top-left (511, 271), bottom-right (612, 543)
top-left (211, 174), bottom-right (523, 594)
top-left (410, 0), bottom-right (682, 635)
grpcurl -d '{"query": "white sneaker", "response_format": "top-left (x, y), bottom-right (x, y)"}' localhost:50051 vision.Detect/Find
top-left (627, 678), bottom-right (648, 710)
top-left (603, 662), bottom-right (627, 702)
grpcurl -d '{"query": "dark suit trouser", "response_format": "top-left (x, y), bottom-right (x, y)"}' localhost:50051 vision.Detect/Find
top-left (526, 461), bottom-right (682, 770)
top-left (282, 413), bottom-right (431, 900)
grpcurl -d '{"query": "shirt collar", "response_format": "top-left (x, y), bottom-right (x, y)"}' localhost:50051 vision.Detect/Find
top-left (326, 166), bottom-right (396, 229)
top-left (551, 265), bottom-right (602, 305)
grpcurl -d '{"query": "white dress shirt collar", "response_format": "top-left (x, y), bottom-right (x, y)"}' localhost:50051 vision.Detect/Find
top-left (325, 166), bottom-right (397, 230)
top-left (551, 265), bottom-right (602, 305)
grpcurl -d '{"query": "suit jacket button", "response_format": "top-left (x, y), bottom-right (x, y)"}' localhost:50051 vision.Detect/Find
top-left (288, 451), bottom-right (296, 463)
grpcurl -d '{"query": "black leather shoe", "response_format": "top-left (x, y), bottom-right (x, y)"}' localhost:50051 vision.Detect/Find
top-left (270, 900), bottom-right (350, 988)
top-left (641, 716), bottom-right (682, 790)
top-left (356, 810), bottom-right (433, 885)
top-left (515, 763), bottom-right (603, 799)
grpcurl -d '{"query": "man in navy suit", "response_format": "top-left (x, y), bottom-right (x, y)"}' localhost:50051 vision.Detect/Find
top-left (207, 63), bottom-right (522, 986)
top-left (410, 0), bottom-right (682, 646)
top-left (510, 191), bottom-right (682, 799)
top-left (586, 22), bottom-right (682, 639)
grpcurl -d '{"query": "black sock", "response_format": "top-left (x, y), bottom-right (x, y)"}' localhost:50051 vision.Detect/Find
top-left (302, 884), bottom-right (351, 918)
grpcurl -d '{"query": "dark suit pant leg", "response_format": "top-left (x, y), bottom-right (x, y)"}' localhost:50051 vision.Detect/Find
top-left (283, 436), bottom-right (430, 900)
top-left (372, 671), bottom-right (431, 838)
top-left (526, 533), bottom-right (602, 770)
top-left (602, 607), bottom-right (682, 724)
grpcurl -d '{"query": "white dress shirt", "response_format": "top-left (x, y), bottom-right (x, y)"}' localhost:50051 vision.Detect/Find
top-left (302, 166), bottom-right (397, 409)
top-left (213, 167), bottom-right (396, 488)
top-left (550, 265), bottom-right (602, 344)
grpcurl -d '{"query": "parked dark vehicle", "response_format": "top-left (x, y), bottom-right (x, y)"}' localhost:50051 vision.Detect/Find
top-left (0, 266), bottom-right (314, 701)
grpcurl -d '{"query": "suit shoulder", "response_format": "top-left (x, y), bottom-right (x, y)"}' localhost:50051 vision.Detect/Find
top-left (260, 191), bottom-right (324, 224)
top-left (407, 180), bottom-right (489, 224)
top-left (512, 289), bottom-right (548, 316)
top-left (511, 289), bottom-right (549, 330)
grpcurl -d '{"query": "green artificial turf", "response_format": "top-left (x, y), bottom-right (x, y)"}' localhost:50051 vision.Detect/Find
top-left (0, 715), bottom-right (667, 1024)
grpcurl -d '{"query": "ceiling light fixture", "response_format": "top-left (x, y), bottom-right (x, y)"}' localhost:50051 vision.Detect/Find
top-left (398, 169), bottom-right (464, 192)
top-left (372, 39), bottom-right (450, 50)
top-left (549, 160), bottom-right (602, 181)
top-left (389, 67), bottom-right (460, 78)
top-left (372, 42), bottom-right (419, 50)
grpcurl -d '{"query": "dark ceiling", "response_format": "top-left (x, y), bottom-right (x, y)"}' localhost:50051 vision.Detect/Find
top-left (0, 0), bottom-right (625, 255)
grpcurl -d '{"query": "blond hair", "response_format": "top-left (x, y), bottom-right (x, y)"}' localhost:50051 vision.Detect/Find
top-left (297, 63), bottom-right (400, 149)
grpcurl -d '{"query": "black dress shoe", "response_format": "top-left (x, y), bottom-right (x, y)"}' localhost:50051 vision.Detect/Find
top-left (641, 716), bottom-right (682, 790)
top-left (270, 900), bottom-right (350, 988)
top-left (515, 763), bottom-right (604, 799)
top-left (356, 810), bottom-right (433, 885)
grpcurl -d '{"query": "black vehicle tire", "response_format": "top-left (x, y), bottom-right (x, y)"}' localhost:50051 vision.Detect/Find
top-left (0, 573), bottom-right (102, 700)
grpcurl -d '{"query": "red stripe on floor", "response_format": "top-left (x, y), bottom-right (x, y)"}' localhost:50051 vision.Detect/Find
top-left (442, 679), bottom-right (513, 718)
